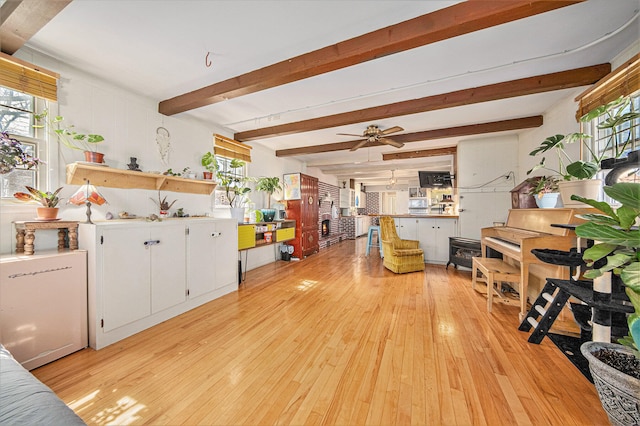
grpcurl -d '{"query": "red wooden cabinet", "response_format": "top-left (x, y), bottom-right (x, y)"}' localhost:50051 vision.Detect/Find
top-left (285, 173), bottom-right (319, 259)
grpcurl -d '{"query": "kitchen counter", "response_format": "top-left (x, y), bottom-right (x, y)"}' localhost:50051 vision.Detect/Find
top-left (368, 214), bottom-right (459, 219)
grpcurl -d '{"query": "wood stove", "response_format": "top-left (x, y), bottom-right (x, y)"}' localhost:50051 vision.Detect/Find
top-left (446, 237), bottom-right (482, 269)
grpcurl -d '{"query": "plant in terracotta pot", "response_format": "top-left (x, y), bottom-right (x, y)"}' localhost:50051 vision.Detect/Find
top-left (571, 182), bottom-right (639, 425)
top-left (255, 176), bottom-right (282, 221)
top-left (14, 186), bottom-right (63, 220)
top-left (527, 95), bottom-right (640, 207)
top-left (527, 175), bottom-right (560, 208)
top-left (0, 132), bottom-right (42, 174)
top-left (201, 152), bottom-right (216, 180)
top-left (34, 109), bottom-right (105, 163)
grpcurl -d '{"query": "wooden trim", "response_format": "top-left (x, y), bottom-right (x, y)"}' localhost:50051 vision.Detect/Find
top-left (275, 116), bottom-right (542, 157)
top-left (0, 0), bottom-right (72, 55)
top-left (158, 0), bottom-right (582, 116)
top-left (575, 53), bottom-right (640, 119)
top-left (382, 147), bottom-right (457, 161)
top-left (237, 64), bottom-right (609, 142)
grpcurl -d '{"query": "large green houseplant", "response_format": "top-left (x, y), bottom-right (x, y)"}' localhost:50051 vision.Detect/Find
top-left (255, 176), bottom-right (282, 221)
top-left (528, 96), bottom-right (640, 180)
top-left (572, 182), bottom-right (639, 426)
top-left (528, 96), bottom-right (640, 207)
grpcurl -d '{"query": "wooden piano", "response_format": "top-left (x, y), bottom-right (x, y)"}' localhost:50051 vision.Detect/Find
top-left (481, 208), bottom-right (588, 319)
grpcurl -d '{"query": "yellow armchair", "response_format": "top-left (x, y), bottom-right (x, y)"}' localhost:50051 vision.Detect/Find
top-left (379, 216), bottom-right (425, 274)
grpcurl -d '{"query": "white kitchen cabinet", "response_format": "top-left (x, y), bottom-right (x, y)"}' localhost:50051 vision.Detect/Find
top-left (418, 218), bottom-right (458, 263)
top-left (395, 217), bottom-right (418, 240)
top-left (339, 188), bottom-right (355, 208)
top-left (187, 220), bottom-right (237, 298)
top-left (80, 218), bottom-right (237, 349)
top-left (392, 217), bottom-right (458, 264)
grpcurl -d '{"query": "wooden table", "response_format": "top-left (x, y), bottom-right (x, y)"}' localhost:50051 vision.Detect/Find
top-left (14, 220), bottom-right (79, 255)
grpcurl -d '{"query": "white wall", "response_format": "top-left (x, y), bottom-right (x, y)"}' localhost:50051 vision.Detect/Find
top-left (0, 48), bottom-right (305, 260)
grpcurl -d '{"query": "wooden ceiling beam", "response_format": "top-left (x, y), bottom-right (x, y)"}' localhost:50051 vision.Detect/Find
top-left (382, 147), bottom-right (458, 161)
top-left (159, 0), bottom-right (582, 116)
top-left (275, 116), bottom-right (543, 157)
top-left (240, 63), bottom-right (608, 142)
top-left (0, 0), bottom-right (72, 55)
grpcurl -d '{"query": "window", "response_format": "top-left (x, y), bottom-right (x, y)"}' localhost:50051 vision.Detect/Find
top-left (214, 156), bottom-right (248, 207)
top-left (588, 93), bottom-right (640, 162)
top-left (0, 87), bottom-right (45, 198)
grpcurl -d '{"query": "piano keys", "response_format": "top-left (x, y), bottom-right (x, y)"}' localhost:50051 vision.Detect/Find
top-left (481, 208), bottom-right (588, 320)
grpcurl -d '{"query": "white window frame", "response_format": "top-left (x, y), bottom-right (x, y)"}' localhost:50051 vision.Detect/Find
top-left (0, 89), bottom-right (50, 201)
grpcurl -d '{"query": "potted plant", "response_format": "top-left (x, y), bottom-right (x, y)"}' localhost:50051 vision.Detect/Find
top-left (527, 175), bottom-right (560, 208)
top-left (571, 182), bottom-right (639, 426)
top-left (0, 132), bottom-right (42, 174)
top-left (528, 96), bottom-right (640, 207)
top-left (14, 186), bottom-right (63, 220)
top-left (34, 109), bottom-right (105, 163)
top-left (201, 152), bottom-right (215, 180)
top-left (255, 176), bottom-right (282, 221)
top-left (150, 191), bottom-right (177, 217)
top-left (213, 156), bottom-right (253, 222)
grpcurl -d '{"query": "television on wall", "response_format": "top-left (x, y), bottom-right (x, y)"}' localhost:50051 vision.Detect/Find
top-left (418, 171), bottom-right (452, 188)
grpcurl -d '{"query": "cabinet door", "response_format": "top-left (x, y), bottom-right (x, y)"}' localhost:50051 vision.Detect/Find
top-left (396, 218), bottom-right (418, 240)
top-left (213, 220), bottom-right (237, 289)
top-left (151, 223), bottom-right (186, 313)
top-left (187, 221), bottom-right (217, 298)
top-left (420, 219), bottom-right (457, 263)
top-left (101, 226), bottom-right (151, 332)
top-left (188, 220), bottom-right (237, 298)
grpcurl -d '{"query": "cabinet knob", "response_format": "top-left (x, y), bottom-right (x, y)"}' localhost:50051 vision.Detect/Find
top-left (144, 240), bottom-right (161, 246)
top-left (211, 232), bottom-right (221, 237)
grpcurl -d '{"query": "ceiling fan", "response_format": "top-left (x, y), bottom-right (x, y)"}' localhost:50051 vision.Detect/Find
top-left (338, 124), bottom-right (404, 151)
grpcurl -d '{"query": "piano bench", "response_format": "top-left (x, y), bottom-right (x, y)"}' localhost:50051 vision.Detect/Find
top-left (471, 257), bottom-right (521, 313)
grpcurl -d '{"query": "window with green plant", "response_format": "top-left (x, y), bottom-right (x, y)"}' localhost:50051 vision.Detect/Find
top-left (588, 92), bottom-right (639, 181)
top-left (213, 155), bottom-right (250, 207)
top-left (0, 86), bottom-right (46, 198)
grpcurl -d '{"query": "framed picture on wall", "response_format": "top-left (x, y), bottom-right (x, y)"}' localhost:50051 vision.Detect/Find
top-left (283, 173), bottom-right (301, 200)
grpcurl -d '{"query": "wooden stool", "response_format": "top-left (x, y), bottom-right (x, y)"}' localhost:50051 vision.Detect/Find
top-left (471, 257), bottom-right (520, 312)
top-left (14, 220), bottom-right (79, 255)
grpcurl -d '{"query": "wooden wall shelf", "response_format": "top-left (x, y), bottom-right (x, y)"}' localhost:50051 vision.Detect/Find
top-left (66, 163), bottom-right (217, 195)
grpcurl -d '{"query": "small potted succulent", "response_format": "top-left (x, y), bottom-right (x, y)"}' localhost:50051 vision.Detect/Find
top-left (14, 186), bottom-right (63, 220)
top-left (0, 132), bottom-right (42, 174)
top-left (150, 191), bottom-right (177, 217)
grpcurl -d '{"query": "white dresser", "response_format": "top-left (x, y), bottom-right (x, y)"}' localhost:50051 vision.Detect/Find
top-left (0, 250), bottom-right (88, 370)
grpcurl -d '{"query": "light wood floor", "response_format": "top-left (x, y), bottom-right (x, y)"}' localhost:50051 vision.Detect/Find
top-left (33, 238), bottom-right (608, 425)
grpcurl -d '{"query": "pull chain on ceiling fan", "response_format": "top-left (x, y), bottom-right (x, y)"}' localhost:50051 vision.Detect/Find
top-left (338, 124), bottom-right (404, 151)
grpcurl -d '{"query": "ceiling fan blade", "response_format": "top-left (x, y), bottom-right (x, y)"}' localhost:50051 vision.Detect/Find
top-left (380, 126), bottom-right (404, 135)
top-left (350, 139), bottom-right (369, 151)
top-left (380, 137), bottom-right (404, 148)
top-left (337, 132), bottom-right (365, 137)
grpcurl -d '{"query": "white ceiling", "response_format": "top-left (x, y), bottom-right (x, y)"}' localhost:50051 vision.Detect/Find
top-left (24, 0), bottom-right (640, 186)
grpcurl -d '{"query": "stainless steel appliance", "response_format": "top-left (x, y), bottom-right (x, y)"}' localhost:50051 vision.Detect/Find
top-left (408, 198), bottom-right (429, 215)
